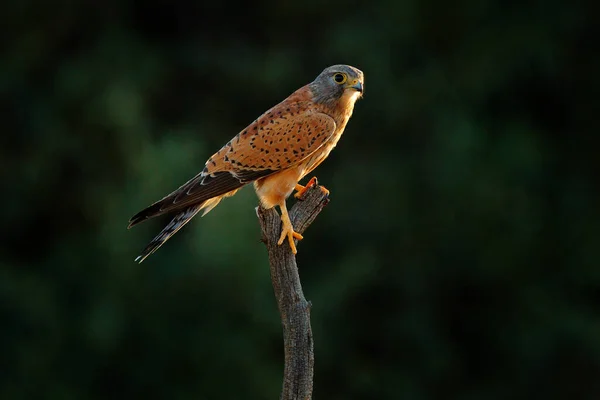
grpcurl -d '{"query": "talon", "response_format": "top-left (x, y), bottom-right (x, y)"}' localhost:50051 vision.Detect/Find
top-left (294, 176), bottom-right (319, 199)
top-left (277, 223), bottom-right (303, 254)
top-left (277, 202), bottom-right (303, 254)
top-left (319, 186), bottom-right (330, 196)
top-left (293, 231), bottom-right (304, 240)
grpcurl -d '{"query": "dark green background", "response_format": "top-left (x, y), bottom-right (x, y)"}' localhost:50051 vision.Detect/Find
top-left (2, 0), bottom-right (599, 399)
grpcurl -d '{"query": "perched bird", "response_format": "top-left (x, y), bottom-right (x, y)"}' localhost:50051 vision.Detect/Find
top-left (129, 64), bottom-right (364, 262)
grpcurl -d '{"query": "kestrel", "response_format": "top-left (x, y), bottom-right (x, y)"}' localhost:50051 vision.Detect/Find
top-left (129, 64), bottom-right (364, 262)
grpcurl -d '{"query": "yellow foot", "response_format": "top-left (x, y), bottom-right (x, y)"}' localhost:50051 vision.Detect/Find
top-left (277, 226), bottom-right (303, 254)
top-left (277, 203), bottom-right (304, 254)
top-left (294, 177), bottom-right (318, 198)
top-left (294, 177), bottom-right (329, 198)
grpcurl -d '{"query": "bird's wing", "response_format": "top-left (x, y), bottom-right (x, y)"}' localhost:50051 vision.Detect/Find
top-left (128, 102), bottom-right (336, 227)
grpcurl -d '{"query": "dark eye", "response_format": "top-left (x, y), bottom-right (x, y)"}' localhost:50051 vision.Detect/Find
top-left (333, 73), bottom-right (347, 84)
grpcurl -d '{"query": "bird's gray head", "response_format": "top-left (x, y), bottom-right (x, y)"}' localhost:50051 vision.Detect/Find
top-left (309, 64), bottom-right (364, 106)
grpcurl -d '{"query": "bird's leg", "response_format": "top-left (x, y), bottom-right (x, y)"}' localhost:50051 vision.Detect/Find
top-left (294, 176), bottom-right (329, 198)
top-left (277, 201), bottom-right (303, 254)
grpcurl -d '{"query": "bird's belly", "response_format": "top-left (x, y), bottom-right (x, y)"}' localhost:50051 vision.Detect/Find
top-left (254, 167), bottom-right (303, 209)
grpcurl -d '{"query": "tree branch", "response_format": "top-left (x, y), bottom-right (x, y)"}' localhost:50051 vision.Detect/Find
top-left (256, 184), bottom-right (330, 400)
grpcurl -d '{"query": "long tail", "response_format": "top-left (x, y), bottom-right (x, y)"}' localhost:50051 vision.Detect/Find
top-left (134, 204), bottom-right (203, 263)
top-left (133, 190), bottom-right (238, 263)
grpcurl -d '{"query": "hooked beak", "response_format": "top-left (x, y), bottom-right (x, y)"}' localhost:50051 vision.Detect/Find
top-left (350, 80), bottom-right (363, 93)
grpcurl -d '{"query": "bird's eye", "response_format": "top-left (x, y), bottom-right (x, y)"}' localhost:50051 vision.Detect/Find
top-left (333, 73), bottom-right (347, 84)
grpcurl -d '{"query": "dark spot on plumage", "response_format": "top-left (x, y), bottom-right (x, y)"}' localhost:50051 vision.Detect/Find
top-left (283, 148), bottom-right (288, 152)
top-left (293, 150), bottom-right (299, 155)
top-left (265, 150), bottom-right (270, 154)
top-left (300, 147), bottom-right (306, 152)
top-left (275, 148), bottom-right (280, 152)
top-left (224, 155), bottom-right (229, 162)
top-left (253, 126), bottom-right (257, 130)
top-left (211, 160), bottom-right (217, 166)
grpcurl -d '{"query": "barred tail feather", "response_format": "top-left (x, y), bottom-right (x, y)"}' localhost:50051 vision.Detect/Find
top-left (132, 189), bottom-right (241, 263)
top-left (134, 204), bottom-right (203, 263)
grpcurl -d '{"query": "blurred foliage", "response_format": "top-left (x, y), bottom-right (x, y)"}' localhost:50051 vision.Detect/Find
top-left (1, 0), bottom-right (599, 398)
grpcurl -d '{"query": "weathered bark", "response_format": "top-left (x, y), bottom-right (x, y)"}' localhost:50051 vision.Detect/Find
top-left (256, 184), bottom-right (330, 400)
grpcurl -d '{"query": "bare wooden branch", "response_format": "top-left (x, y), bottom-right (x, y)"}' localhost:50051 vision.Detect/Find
top-left (256, 184), bottom-right (330, 400)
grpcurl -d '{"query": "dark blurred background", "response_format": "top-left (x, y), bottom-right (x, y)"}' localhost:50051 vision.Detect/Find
top-left (1, 0), bottom-right (599, 399)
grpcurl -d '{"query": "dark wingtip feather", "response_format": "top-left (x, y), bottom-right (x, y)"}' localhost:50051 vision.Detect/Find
top-left (127, 215), bottom-right (146, 229)
top-left (128, 203), bottom-right (163, 229)
top-left (128, 170), bottom-right (263, 230)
